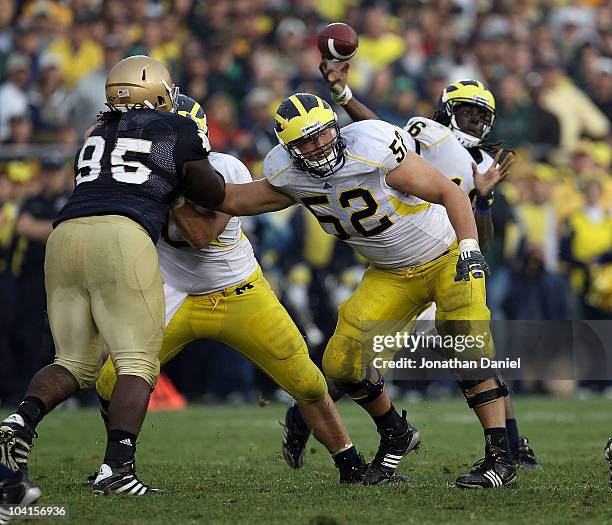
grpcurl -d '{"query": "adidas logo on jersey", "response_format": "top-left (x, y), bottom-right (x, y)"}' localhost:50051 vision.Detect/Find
top-left (323, 182), bottom-right (332, 189)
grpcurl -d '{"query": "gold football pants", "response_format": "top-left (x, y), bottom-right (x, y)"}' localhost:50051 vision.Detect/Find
top-left (46, 216), bottom-right (164, 389)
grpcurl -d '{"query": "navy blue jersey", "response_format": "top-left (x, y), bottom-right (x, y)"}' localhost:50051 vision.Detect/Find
top-left (54, 109), bottom-right (207, 242)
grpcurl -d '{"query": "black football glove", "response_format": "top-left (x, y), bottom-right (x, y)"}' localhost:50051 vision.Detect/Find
top-left (455, 239), bottom-right (491, 282)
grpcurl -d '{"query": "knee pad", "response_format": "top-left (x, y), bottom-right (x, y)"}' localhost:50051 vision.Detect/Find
top-left (457, 375), bottom-right (508, 409)
top-left (335, 366), bottom-right (385, 406)
top-left (286, 364), bottom-right (327, 405)
top-left (322, 334), bottom-right (364, 383)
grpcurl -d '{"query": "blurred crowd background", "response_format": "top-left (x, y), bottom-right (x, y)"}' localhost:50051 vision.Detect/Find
top-left (0, 0), bottom-right (610, 407)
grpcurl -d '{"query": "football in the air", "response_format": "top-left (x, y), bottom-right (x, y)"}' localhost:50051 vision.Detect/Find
top-left (317, 22), bottom-right (359, 62)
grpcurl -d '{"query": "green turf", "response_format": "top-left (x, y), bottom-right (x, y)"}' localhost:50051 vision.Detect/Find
top-left (15, 396), bottom-right (612, 525)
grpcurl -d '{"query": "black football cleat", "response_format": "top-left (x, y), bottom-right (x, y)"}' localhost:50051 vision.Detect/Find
top-left (92, 462), bottom-right (163, 496)
top-left (362, 410), bottom-right (420, 485)
top-left (604, 437), bottom-right (612, 488)
top-left (456, 451), bottom-right (517, 489)
top-left (0, 416), bottom-right (37, 473)
top-left (338, 453), bottom-right (369, 484)
top-left (0, 470), bottom-right (42, 524)
top-left (82, 471), bottom-right (97, 486)
top-left (513, 436), bottom-right (541, 470)
top-left (281, 402), bottom-right (311, 469)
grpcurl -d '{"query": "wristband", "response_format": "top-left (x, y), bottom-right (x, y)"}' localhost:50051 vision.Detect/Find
top-left (332, 84), bottom-right (353, 106)
top-left (458, 238), bottom-right (481, 254)
top-left (475, 191), bottom-right (494, 212)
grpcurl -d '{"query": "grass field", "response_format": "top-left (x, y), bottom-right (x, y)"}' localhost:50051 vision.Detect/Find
top-left (16, 396), bottom-right (612, 525)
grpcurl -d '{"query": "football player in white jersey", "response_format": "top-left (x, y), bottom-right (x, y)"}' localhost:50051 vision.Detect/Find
top-left (92, 95), bottom-right (372, 485)
top-left (217, 92), bottom-right (517, 488)
top-left (306, 64), bottom-right (540, 471)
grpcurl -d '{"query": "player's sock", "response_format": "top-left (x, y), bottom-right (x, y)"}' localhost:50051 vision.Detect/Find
top-left (484, 427), bottom-right (511, 457)
top-left (104, 430), bottom-right (137, 468)
top-left (372, 404), bottom-right (406, 434)
top-left (332, 444), bottom-right (360, 470)
top-left (506, 418), bottom-right (520, 456)
top-left (15, 396), bottom-right (47, 430)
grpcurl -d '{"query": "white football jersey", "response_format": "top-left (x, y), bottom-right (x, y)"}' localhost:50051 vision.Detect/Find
top-left (404, 117), bottom-right (495, 195)
top-left (263, 120), bottom-right (455, 269)
top-left (157, 152), bottom-right (258, 296)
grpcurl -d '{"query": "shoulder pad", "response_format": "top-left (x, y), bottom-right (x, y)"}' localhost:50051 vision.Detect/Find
top-left (263, 145), bottom-right (299, 188)
top-left (343, 120), bottom-right (415, 169)
top-left (404, 117), bottom-right (454, 148)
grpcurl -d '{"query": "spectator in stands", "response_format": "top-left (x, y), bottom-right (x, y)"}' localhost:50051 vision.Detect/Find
top-left (588, 57), bottom-right (612, 120)
top-left (489, 74), bottom-right (533, 150)
top-left (241, 87), bottom-right (276, 162)
top-left (0, 161), bottom-right (37, 404)
top-left (0, 54), bottom-right (30, 141)
top-left (0, 0), bottom-right (16, 65)
top-left (505, 166), bottom-right (569, 320)
top-left (206, 92), bottom-right (251, 159)
top-left (9, 153), bottom-right (71, 395)
top-left (536, 58), bottom-right (610, 160)
top-left (46, 11), bottom-right (103, 87)
top-left (561, 177), bottom-right (612, 320)
top-left (28, 52), bottom-right (73, 142)
top-left (70, 36), bottom-right (125, 136)
top-left (1, 113), bottom-right (34, 163)
top-left (376, 75), bottom-right (419, 127)
top-left (358, 5), bottom-right (405, 71)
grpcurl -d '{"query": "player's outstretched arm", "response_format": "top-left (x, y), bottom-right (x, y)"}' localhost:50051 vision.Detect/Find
top-left (217, 179), bottom-right (295, 216)
top-left (319, 60), bottom-right (378, 122)
top-left (183, 158), bottom-right (227, 209)
top-left (172, 202), bottom-right (231, 249)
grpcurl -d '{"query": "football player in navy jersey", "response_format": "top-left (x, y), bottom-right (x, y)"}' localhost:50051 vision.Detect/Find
top-left (0, 55), bottom-right (225, 495)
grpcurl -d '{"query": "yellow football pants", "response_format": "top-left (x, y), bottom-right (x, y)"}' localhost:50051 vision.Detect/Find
top-left (96, 267), bottom-right (327, 404)
top-left (322, 244), bottom-right (492, 383)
